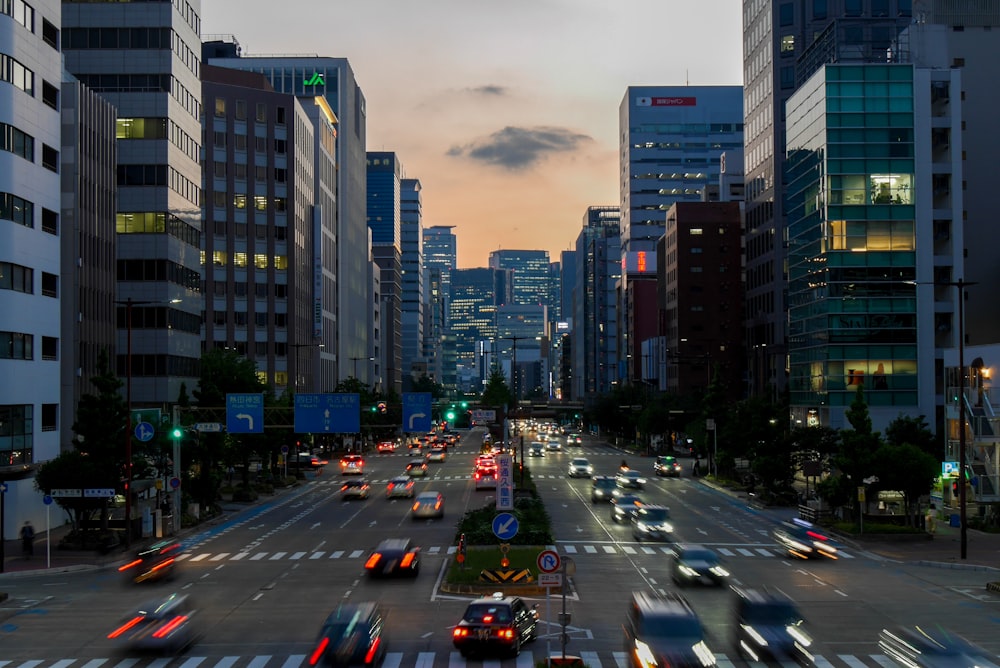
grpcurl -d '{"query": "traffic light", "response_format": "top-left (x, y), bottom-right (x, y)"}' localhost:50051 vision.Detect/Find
top-left (446, 409), bottom-right (456, 421)
top-left (378, 401), bottom-right (387, 414)
top-left (171, 426), bottom-right (182, 439)
top-left (371, 405), bottom-right (377, 413)
top-left (461, 401), bottom-right (468, 409)
top-left (458, 533), bottom-right (466, 554)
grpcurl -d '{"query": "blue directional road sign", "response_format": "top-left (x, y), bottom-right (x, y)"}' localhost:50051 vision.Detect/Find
top-left (295, 393), bottom-right (360, 433)
top-left (402, 392), bottom-right (432, 433)
top-left (227, 393), bottom-right (264, 434)
top-left (492, 512), bottom-right (519, 541)
top-left (134, 421), bottom-right (155, 442)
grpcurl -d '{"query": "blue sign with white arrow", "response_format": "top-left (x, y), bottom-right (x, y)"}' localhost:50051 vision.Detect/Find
top-left (295, 393), bottom-right (360, 433)
top-left (492, 512), bottom-right (519, 541)
top-left (227, 393), bottom-right (264, 434)
top-left (402, 392), bottom-right (432, 433)
top-left (134, 421), bottom-right (155, 442)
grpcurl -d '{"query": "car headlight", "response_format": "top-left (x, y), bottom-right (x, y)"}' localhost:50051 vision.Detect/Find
top-left (637, 521), bottom-right (650, 532)
top-left (634, 639), bottom-right (657, 668)
top-left (692, 640), bottom-right (717, 666)
top-left (741, 624), bottom-right (768, 647)
top-left (709, 566), bottom-right (729, 577)
top-left (679, 565), bottom-right (700, 577)
top-left (786, 623), bottom-right (813, 647)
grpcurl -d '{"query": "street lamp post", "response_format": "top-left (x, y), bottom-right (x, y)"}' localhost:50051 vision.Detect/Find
top-left (350, 356), bottom-right (374, 381)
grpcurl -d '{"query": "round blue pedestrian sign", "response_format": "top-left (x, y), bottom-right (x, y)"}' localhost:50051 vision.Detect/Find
top-left (281, 444), bottom-right (289, 454)
top-left (43, 494), bottom-right (53, 505)
top-left (169, 477), bottom-right (181, 489)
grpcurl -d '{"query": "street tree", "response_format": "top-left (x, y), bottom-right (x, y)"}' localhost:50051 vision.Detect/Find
top-left (481, 362), bottom-right (513, 409)
top-left (872, 441), bottom-right (939, 525)
top-left (833, 386), bottom-right (882, 516)
top-left (883, 414), bottom-right (937, 457)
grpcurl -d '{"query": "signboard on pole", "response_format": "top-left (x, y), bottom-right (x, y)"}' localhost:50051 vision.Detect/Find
top-left (227, 393), bottom-right (265, 434)
top-left (402, 392), bottom-right (432, 433)
top-left (496, 453), bottom-right (513, 511)
top-left (295, 393), bottom-right (360, 433)
top-left (538, 573), bottom-right (562, 587)
top-left (472, 409), bottom-right (496, 423)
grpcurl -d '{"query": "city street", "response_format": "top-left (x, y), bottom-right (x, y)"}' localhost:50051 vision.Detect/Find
top-left (2, 430), bottom-right (999, 667)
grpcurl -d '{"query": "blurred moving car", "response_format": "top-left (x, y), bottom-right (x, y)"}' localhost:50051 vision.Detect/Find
top-left (732, 587), bottom-right (814, 665)
top-left (118, 540), bottom-right (182, 584)
top-left (611, 494), bottom-right (645, 524)
top-left (425, 447), bottom-right (447, 462)
top-left (567, 433), bottom-right (583, 446)
top-left (288, 453), bottom-right (323, 470)
top-left (364, 538), bottom-right (420, 578)
top-left (385, 475), bottom-right (415, 499)
top-left (475, 469), bottom-right (497, 490)
top-left (567, 457), bottom-right (594, 478)
top-left (453, 591), bottom-right (538, 658)
top-left (616, 470), bottom-right (648, 489)
top-left (669, 545), bottom-right (729, 586)
top-left (107, 592), bottom-right (196, 654)
top-left (545, 440), bottom-right (562, 452)
top-left (529, 442), bottom-right (545, 457)
top-left (475, 455), bottom-right (497, 472)
top-left (376, 441), bottom-right (397, 453)
top-left (406, 459), bottom-right (428, 478)
top-left (632, 505), bottom-right (674, 542)
top-left (308, 601), bottom-right (387, 667)
top-left (411, 491), bottom-right (445, 519)
top-left (623, 591), bottom-right (716, 668)
top-left (773, 519), bottom-right (838, 560)
top-left (878, 626), bottom-right (1000, 668)
top-left (591, 476), bottom-right (618, 503)
top-left (654, 455), bottom-right (683, 477)
top-left (340, 479), bottom-right (370, 500)
top-left (340, 454), bottom-right (365, 475)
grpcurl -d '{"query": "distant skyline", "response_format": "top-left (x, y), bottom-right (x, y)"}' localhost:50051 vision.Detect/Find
top-left (202, 0), bottom-right (743, 267)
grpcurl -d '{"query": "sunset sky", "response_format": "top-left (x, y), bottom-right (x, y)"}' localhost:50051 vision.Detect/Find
top-left (203, 0), bottom-right (743, 268)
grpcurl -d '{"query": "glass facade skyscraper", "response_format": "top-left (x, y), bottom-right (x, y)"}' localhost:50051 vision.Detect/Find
top-left (400, 178), bottom-right (424, 387)
top-left (488, 249), bottom-right (550, 307)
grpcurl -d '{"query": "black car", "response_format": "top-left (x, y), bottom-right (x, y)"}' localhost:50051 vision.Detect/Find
top-left (670, 545), bottom-right (730, 587)
top-left (118, 540), bottom-right (183, 584)
top-left (623, 591), bottom-right (716, 668)
top-left (654, 455), bottom-right (683, 477)
top-left (632, 505), bottom-right (674, 542)
top-left (611, 494), bottom-right (644, 524)
top-left (879, 626), bottom-right (1000, 668)
top-left (733, 587), bottom-right (815, 664)
top-left (308, 602), bottom-right (387, 667)
top-left (364, 538), bottom-right (420, 578)
top-left (452, 592), bottom-right (538, 658)
top-left (591, 476), bottom-right (618, 503)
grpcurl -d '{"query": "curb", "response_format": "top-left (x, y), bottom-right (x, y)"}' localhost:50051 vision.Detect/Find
top-left (915, 560), bottom-right (1000, 573)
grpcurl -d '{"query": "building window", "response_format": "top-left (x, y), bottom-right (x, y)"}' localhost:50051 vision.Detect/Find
top-left (1, 192), bottom-right (33, 227)
top-left (255, 136), bottom-right (266, 152)
top-left (254, 254), bottom-right (268, 269)
top-left (213, 131), bottom-right (226, 147)
top-left (274, 139), bottom-right (286, 154)
top-left (215, 97), bottom-right (226, 117)
top-left (0, 331), bottom-right (32, 359)
top-left (234, 194), bottom-right (247, 209)
top-left (898, 0), bottom-right (912, 16)
top-left (844, 0), bottom-right (862, 16)
top-left (254, 165), bottom-right (266, 181)
top-left (276, 106), bottom-right (286, 125)
top-left (41, 208), bottom-right (57, 234)
top-left (42, 144), bottom-right (58, 171)
top-left (42, 80), bottom-right (59, 109)
top-left (3, 1), bottom-right (34, 31)
top-left (256, 103), bottom-right (266, 122)
top-left (871, 0), bottom-right (889, 16)
top-left (254, 196), bottom-right (267, 211)
top-left (117, 117), bottom-right (168, 140)
top-left (42, 18), bottom-right (59, 50)
top-left (234, 134), bottom-right (247, 151)
top-left (274, 167), bottom-right (287, 183)
top-left (214, 161), bottom-right (226, 178)
top-left (41, 336), bottom-right (58, 360)
top-left (0, 53), bottom-right (34, 95)
top-left (780, 66), bottom-right (795, 89)
top-left (0, 404), bottom-right (33, 466)
top-left (781, 35), bottom-right (795, 53)
top-left (0, 121), bottom-right (34, 161)
top-left (255, 342), bottom-right (268, 356)
top-left (779, 3), bottom-right (794, 25)
top-left (0, 262), bottom-right (33, 293)
top-left (255, 313), bottom-right (268, 326)
top-left (41, 272), bottom-right (57, 297)
top-left (41, 404), bottom-right (57, 431)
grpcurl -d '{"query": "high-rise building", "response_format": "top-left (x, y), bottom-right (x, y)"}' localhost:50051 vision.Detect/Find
top-left (423, 225), bottom-right (457, 391)
top-left (496, 303), bottom-right (548, 400)
top-left (2, 0), bottom-right (65, 534)
top-left (572, 207), bottom-right (621, 400)
top-left (450, 268), bottom-right (511, 392)
top-left (785, 60), bottom-right (960, 431)
top-left (63, 0), bottom-right (205, 407)
top-left (422, 266), bottom-right (445, 386)
top-left (400, 178), bottom-right (424, 389)
top-left (205, 48), bottom-right (368, 387)
top-left (742, 0), bottom-right (913, 397)
top-left (200, 65), bottom-right (321, 394)
top-left (60, 76), bottom-right (117, 442)
top-left (366, 151), bottom-right (403, 395)
top-left (618, 87), bottom-right (744, 255)
top-left (488, 249), bottom-right (550, 307)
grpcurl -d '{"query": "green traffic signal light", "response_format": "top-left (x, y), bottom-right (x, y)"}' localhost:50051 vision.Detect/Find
top-left (446, 411), bottom-right (456, 421)
top-left (171, 427), bottom-right (182, 439)
top-left (461, 401), bottom-right (468, 408)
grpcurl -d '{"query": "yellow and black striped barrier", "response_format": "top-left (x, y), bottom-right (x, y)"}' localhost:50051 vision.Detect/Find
top-left (479, 568), bottom-right (534, 583)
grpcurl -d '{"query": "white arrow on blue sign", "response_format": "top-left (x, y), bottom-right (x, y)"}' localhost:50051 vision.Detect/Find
top-left (492, 512), bottom-right (519, 541)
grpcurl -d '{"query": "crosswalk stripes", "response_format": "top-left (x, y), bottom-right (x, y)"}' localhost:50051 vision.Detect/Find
top-left (172, 543), bottom-right (852, 563)
top-left (0, 651), bottom-right (911, 668)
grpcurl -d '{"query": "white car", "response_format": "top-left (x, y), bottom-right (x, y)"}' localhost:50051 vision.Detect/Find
top-left (545, 440), bottom-right (562, 452)
top-left (529, 442), bottom-right (546, 457)
top-left (425, 447), bottom-right (447, 462)
top-left (567, 458), bottom-right (594, 478)
top-left (411, 491), bottom-right (445, 519)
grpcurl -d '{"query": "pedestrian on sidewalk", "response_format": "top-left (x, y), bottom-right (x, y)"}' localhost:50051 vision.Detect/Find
top-left (20, 520), bottom-right (35, 558)
top-left (925, 503), bottom-right (937, 534)
top-left (692, 458), bottom-right (701, 477)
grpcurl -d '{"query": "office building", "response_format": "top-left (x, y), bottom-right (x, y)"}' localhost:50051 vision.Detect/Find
top-left (1, 0), bottom-right (64, 535)
top-left (450, 268), bottom-right (511, 391)
top-left (63, 0), bottom-right (205, 407)
top-left (785, 60), bottom-right (960, 430)
top-left (496, 303), bottom-right (548, 400)
top-left (742, 0), bottom-right (912, 397)
top-left (658, 202), bottom-right (744, 400)
top-left (201, 65), bottom-right (320, 394)
top-left (60, 77), bottom-right (117, 442)
top-left (572, 206), bottom-right (621, 400)
top-left (366, 151), bottom-right (403, 395)
top-left (423, 225), bottom-right (457, 390)
top-left (422, 266), bottom-right (445, 386)
top-left (400, 178), bottom-right (424, 388)
top-left (205, 48), bottom-right (368, 386)
top-left (488, 249), bottom-right (550, 307)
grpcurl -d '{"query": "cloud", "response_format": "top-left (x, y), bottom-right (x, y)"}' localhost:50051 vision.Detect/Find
top-left (467, 85), bottom-right (507, 96)
top-left (447, 126), bottom-right (592, 170)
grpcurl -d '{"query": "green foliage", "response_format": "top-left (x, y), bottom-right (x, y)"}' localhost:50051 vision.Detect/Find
top-left (446, 546), bottom-right (542, 585)
top-left (455, 496), bottom-right (553, 545)
top-left (883, 414), bottom-right (937, 457)
top-left (481, 360), bottom-right (513, 408)
top-left (833, 386), bottom-right (881, 510)
top-left (411, 373), bottom-right (446, 398)
top-left (871, 441), bottom-right (939, 521)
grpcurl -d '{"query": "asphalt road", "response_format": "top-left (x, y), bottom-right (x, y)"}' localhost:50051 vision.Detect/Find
top-left (2, 427), bottom-right (999, 667)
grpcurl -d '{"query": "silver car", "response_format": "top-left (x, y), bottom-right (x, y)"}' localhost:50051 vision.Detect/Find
top-left (411, 491), bottom-right (445, 519)
top-left (567, 457), bottom-right (594, 478)
top-left (107, 593), bottom-right (196, 654)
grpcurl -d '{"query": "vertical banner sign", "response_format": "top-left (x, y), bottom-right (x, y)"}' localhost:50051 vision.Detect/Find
top-left (496, 453), bottom-right (514, 511)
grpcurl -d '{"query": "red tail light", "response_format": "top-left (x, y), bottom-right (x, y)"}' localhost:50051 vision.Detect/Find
top-left (498, 628), bottom-right (514, 639)
top-left (364, 636), bottom-right (381, 664)
top-left (149, 557), bottom-right (175, 573)
top-left (483, 614), bottom-right (494, 623)
top-left (309, 636), bottom-right (331, 665)
top-left (118, 558), bottom-right (143, 572)
top-left (108, 616), bottom-right (145, 638)
top-left (400, 552), bottom-right (416, 568)
top-left (807, 530), bottom-right (828, 541)
top-left (364, 554), bottom-right (381, 569)
top-left (152, 614), bottom-right (188, 638)
top-left (453, 627), bottom-right (468, 638)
